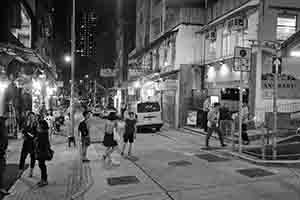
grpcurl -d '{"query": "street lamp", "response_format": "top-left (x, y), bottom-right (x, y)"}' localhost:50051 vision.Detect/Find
top-left (64, 55), bottom-right (72, 63)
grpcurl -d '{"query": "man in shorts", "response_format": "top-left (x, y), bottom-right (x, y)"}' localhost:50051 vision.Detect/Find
top-left (121, 112), bottom-right (137, 156)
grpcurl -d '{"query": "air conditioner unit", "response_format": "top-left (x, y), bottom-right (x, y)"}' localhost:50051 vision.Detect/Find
top-left (208, 30), bottom-right (216, 41)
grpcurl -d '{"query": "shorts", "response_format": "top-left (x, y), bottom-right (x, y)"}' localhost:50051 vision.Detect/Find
top-left (123, 133), bottom-right (134, 143)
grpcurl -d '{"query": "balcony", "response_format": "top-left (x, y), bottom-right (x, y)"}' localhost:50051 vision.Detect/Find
top-left (165, 7), bottom-right (206, 33)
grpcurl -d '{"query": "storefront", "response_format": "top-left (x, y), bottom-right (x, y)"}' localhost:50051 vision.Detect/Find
top-left (204, 58), bottom-right (250, 111)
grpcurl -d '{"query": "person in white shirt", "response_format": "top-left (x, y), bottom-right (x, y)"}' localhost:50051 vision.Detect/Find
top-left (241, 103), bottom-right (250, 145)
top-left (205, 102), bottom-right (226, 148)
top-left (203, 97), bottom-right (211, 132)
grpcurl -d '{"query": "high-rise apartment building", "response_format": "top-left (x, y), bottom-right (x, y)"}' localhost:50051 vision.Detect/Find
top-left (77, 11), bottom-right (97, 57)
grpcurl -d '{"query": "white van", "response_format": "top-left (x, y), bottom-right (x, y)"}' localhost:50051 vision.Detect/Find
top-left (135, 101), bottom-right (163, 132)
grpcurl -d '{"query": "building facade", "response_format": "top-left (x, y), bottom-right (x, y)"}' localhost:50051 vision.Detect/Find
top-left (196, 0), bottom-right (300, 124)
top-left (0, 0), bottom-right (57, 137)
top-left (122, 0), bottom-right (207, 128)
top-left (77, 11), bottom-right (97, 57)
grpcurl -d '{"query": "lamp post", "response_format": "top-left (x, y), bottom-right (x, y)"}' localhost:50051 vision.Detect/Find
top-left (70, 0), bottom-right (76, 138)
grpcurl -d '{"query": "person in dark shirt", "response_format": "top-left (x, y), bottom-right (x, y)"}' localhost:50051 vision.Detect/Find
top-left (78, 111), bottom-right (91, 162)
top-left (121, 112), bottom-right (137, 156)
top-left (19, 112), bottom-right (37, 177)
top-left (0, 116), bottom-right (9, 195)
top-left (35, 120), bottom-right (52, 187)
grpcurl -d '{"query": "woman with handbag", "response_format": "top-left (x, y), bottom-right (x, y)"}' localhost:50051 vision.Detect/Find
top-left (102, 112), bottom-right (118, 164)
top-left (35, 119), bottom-right (53, 187)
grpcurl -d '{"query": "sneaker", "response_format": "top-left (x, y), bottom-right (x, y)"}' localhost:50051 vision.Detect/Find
top-left (37, 180), bottom-right (48, 187)
top-left (221, 144), bottom-right (227, 147)
top-left (0, 188), bottom-right (10, 195)
top-left (82, 159), bottom-right (90, 163)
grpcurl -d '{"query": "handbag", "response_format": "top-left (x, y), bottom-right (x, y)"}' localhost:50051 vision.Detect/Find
top-left (45, 148), bottom-right (54, 161)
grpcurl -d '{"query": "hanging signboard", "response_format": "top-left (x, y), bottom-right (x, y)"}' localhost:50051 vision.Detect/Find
top-left (57, 81), bottom-right (64, 87)
top-left (100, 69), bottom-right (117, 77)
top-left (233, 46), bottom-right (252, 72)
top-left (262, 74), bottom-right (300, 99)
top-left (128, 87), bottom-right (135, 95)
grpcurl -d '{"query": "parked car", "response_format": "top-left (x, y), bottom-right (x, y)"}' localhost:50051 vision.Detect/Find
top-left (100, 107), bottom-right (117, 119)
top-left (134, 101), bottom-right (163, 132)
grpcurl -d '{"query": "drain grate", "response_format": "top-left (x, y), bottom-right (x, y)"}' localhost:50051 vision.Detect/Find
top-left (195, 153), bottom-right (230, 162)
top-left (236, 168), bottom-right (275, 178)
top-left (107, 176), bottom-right (140, 186)
top-left (168, 160), bottom-right (192, 167)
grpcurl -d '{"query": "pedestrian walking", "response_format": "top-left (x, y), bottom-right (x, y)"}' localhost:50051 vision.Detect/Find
top-left (0, 116), bottom-right (9, 195)
top-left (203, 96), bottom-right (211, 132)
top-left (121, 112), bottom-right (137, 156)
top-left (241, 103), bottom-right (250, 145)
top-left (120, 103), bottom-right (127, 119)
top-left (205, 102), bottom-right (226, 148)
top-left (102, 112), bottom-right (118, 164)
top-left (19, 112), bottom-right (37, 177)
top-left (35, 119), bottom-right (53, 187)
top-left (78, 111), bottom-right (91, 162)
top-left (45, 111), bottom-right (54, 140)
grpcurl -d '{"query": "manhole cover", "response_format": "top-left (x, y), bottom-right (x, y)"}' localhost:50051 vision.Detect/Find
top-left (168, 160), bottom-right (192, 167)
top-left (107, 176), bottom-right (140, 186)
top-left (195, 154), bottom-right (230, 162)
top-left (236, 168), bottom-right (275, 178)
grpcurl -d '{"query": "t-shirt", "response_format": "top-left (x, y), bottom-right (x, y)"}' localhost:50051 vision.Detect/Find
top-left (105, 120), bottom-right (117, 135)
top-left (78, 120), bottom-right (89, 137)
top-left (125, 119), bottom-right (137, 135)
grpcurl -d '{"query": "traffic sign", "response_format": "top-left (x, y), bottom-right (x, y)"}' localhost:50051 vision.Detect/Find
top-left (233, 46), bottom-right (251, 72)
top-left (272, 57), bottom-right (282, 74)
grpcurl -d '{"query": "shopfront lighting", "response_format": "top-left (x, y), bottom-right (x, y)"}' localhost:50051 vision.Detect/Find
top-left (0, 81), bottom-right (8, 90)
top-left (32, 80), bottom-right (42, 90)
top-left (134, 81), bottom-right (141, 88)
top-left (290, 51), bottom-right (300, 57)
top-left (207, 66), bottom-right (216, 81)
top-left (220, 63), bottom-right (229, 77)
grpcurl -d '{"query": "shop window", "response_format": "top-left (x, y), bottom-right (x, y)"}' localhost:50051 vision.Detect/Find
top-left (222, 29), bottom-right (234, 57)
top-left (276, 14), bottom-right (297, 41)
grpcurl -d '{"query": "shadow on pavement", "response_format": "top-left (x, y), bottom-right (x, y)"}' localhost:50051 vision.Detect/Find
top-left (0, 164), bottom-right (28, 200)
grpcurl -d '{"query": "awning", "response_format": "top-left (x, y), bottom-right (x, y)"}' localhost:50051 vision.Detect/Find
top-left (196, 0), bottom-right (259, 33)
top-left (0, 43), bottom-right (56, 80)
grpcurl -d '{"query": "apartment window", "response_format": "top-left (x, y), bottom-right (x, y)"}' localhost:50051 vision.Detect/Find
top-left (222, 30), bottom-right (232, 57)
top-left (277, 14), bottom-right (297, 41)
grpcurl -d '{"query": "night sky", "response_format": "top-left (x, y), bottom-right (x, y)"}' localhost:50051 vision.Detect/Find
top-left (53, 0), bottom-right (118, 81)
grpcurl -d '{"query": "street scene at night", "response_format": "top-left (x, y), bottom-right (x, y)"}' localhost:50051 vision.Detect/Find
top-left (1, 0), bottom-right (300, 199)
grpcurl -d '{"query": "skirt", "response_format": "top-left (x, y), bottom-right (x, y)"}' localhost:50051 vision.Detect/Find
top-left (103, 133), bottom-right (118, 147)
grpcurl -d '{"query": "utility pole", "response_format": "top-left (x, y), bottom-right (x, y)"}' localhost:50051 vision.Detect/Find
top-left (93, 79), bottom-right (97, 106)
top-left (70, 0), bottom-right (76, 138)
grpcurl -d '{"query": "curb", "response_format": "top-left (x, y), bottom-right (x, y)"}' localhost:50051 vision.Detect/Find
top-left (226, 150), bottom-right (300, 166)
top-left (164, 127), bottom-right (300, 166)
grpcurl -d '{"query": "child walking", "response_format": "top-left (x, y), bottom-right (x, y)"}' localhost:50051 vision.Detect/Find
top-left (121, 112), bottom-right (137, 156)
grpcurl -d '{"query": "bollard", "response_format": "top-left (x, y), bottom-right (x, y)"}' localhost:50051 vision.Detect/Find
top-left (261, 128), bottom-right (266, 160)
top-left (231, 121), bottom-right (235, 151)
top-left (272, 130), bottom-right (277, 160)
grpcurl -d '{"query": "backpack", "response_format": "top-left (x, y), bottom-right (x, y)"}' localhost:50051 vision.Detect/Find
top-left (78, 121), bottom-right (89, 137)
